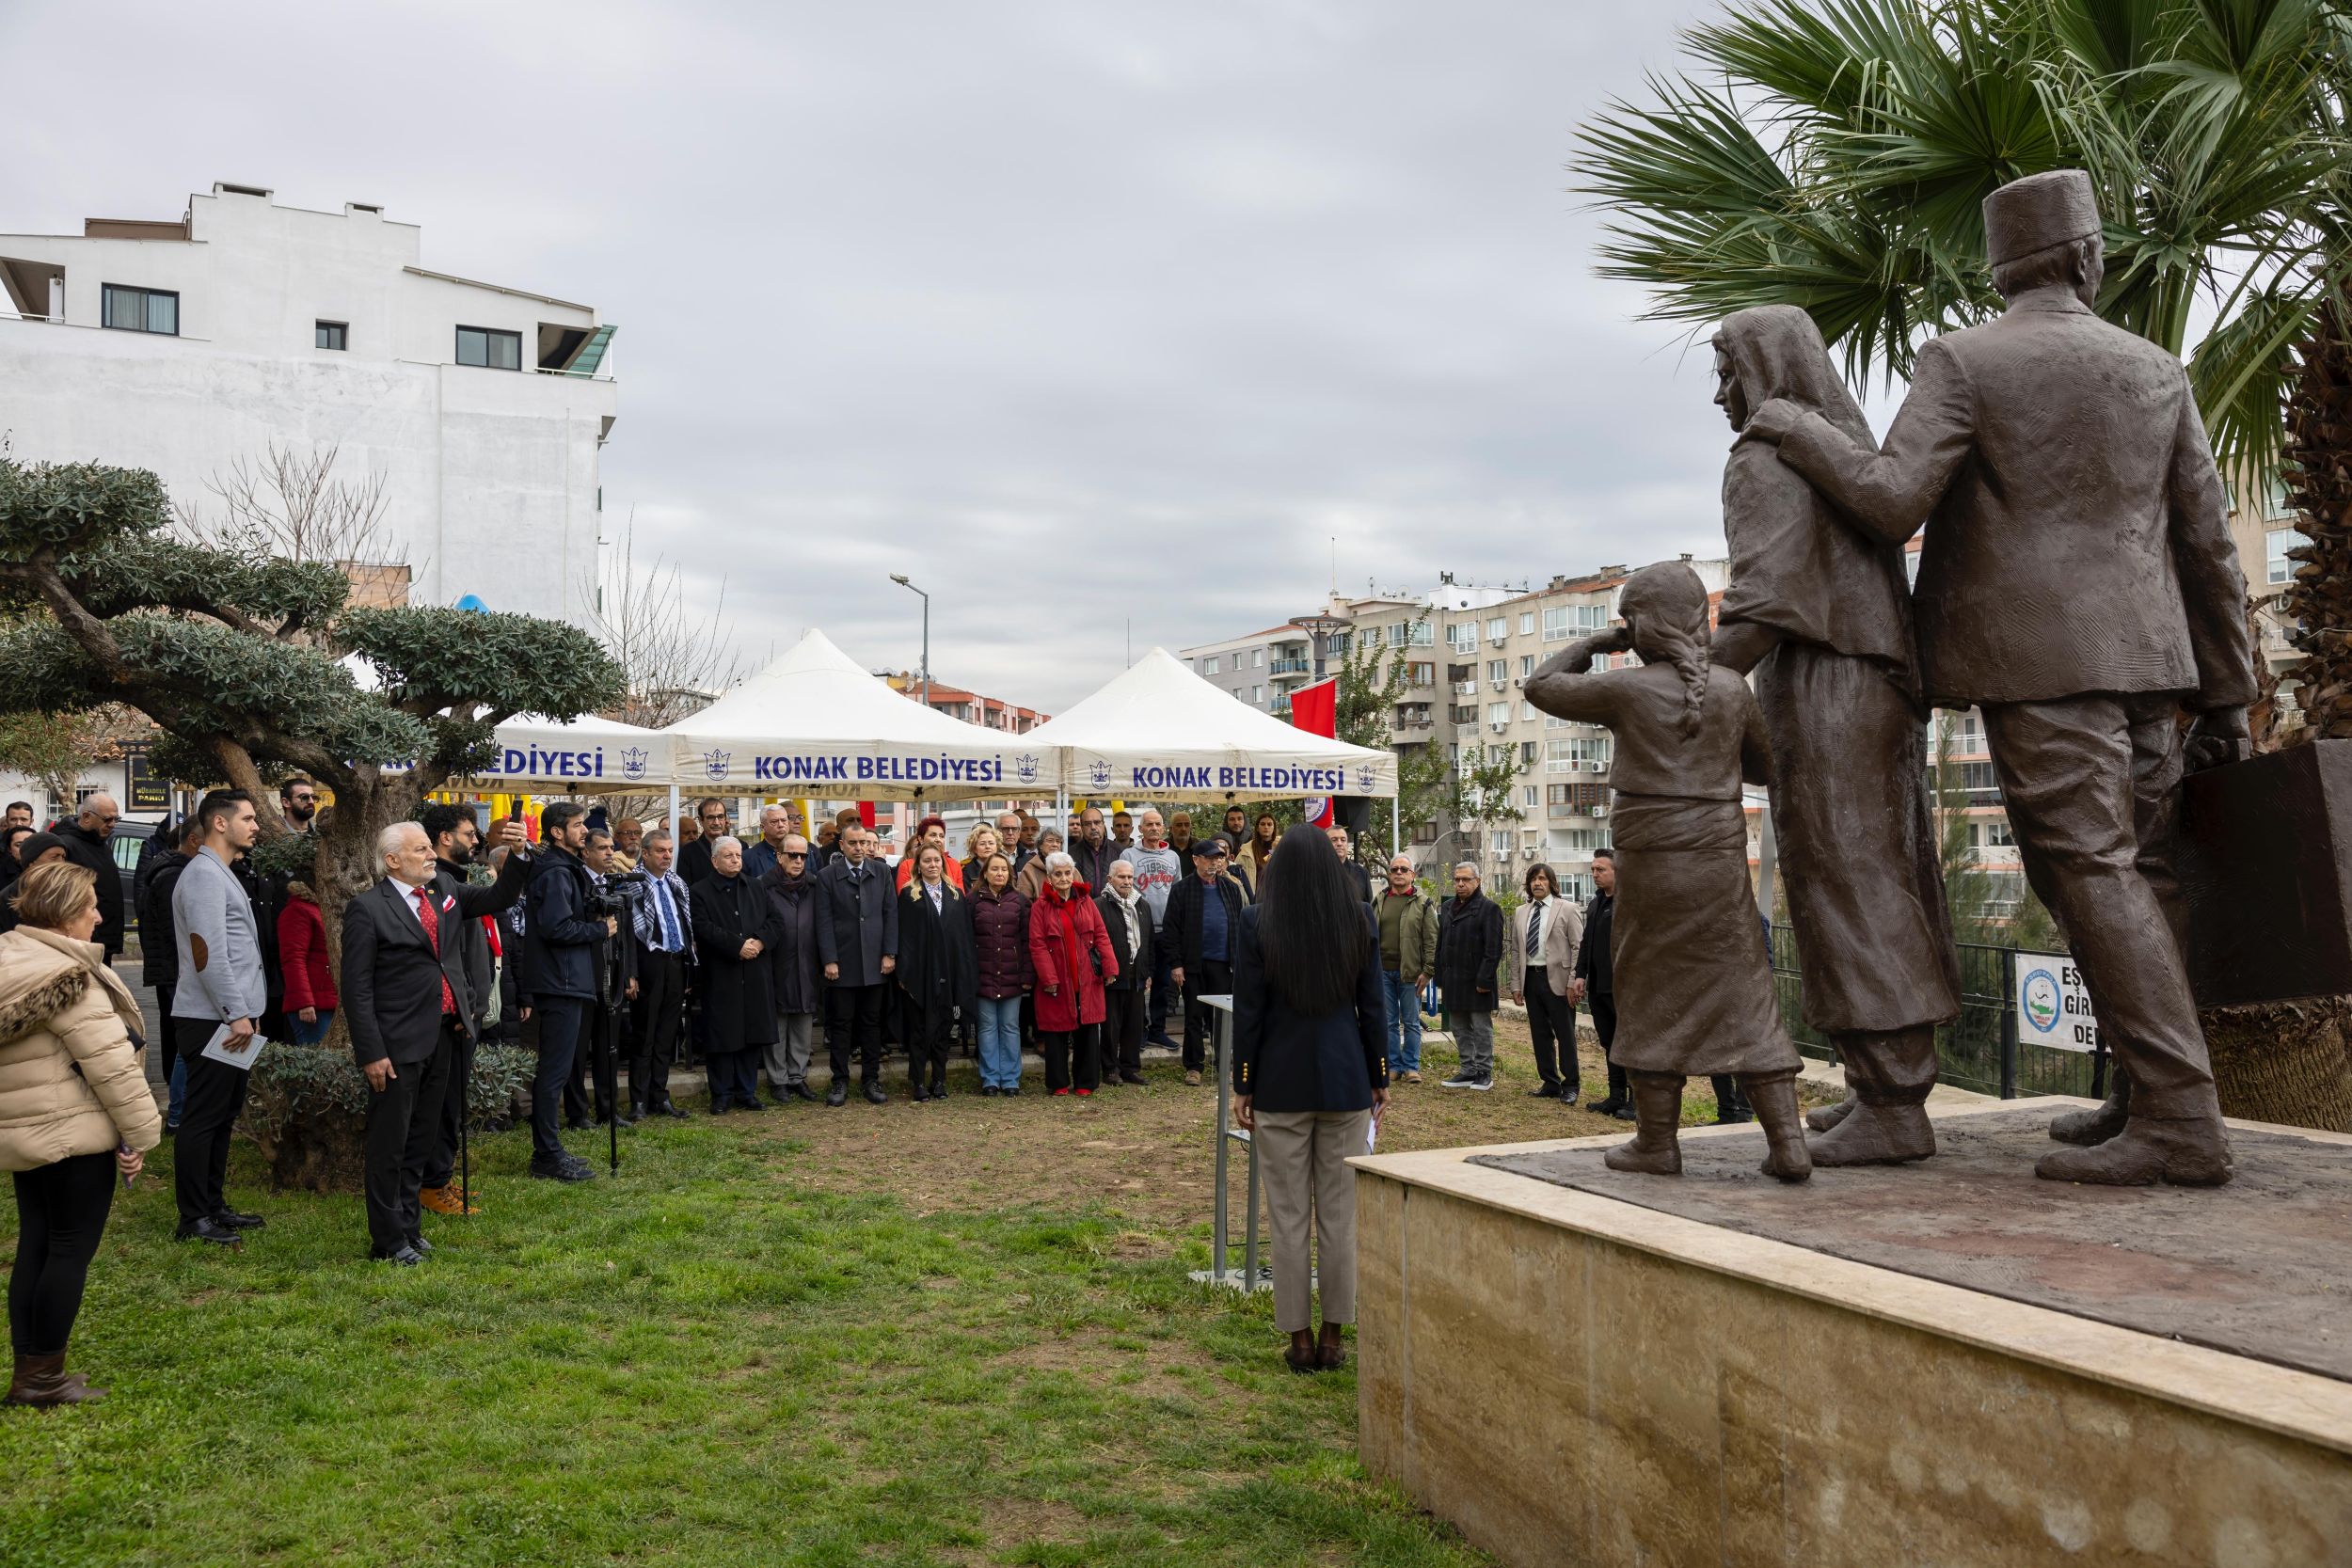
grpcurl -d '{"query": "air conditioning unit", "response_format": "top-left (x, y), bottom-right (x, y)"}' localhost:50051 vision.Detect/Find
top-left (1489, 679), bottom-right (1507, 691)
top-left (1591, 805), bottom-right (1610, 818)
top-left (1520, 846), bottom-right (1540, 860)
top-left (1488, 721), bottom-right (1511, 734)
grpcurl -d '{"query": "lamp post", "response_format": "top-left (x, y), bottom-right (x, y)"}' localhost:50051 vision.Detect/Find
top-left (889, 573), bottom-right (930, 711)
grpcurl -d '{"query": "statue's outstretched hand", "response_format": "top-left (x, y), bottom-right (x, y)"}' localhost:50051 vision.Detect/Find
top-left (1742, 398), bottom-right (1802, 444)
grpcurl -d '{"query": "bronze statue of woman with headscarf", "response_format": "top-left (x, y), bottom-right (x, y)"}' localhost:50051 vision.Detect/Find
top-left (1526, 561), bottom-right (1810, 1181)
top-left (1708, 306), bottom-right (1962, 1166)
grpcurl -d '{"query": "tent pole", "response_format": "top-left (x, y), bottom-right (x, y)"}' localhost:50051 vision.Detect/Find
top-left (667, 784), bottom-right (679, 843)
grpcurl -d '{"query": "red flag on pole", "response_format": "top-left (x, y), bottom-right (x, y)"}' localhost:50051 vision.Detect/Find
top-left (1288, 677), bottom-right (1339, 829)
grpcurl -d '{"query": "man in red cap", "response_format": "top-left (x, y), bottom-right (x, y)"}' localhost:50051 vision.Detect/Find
top-left (1744, 168), bottom-right (2257, 1187)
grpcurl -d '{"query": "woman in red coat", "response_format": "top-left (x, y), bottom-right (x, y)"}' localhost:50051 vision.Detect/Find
top-left (276, 880), bottom-right (338, 1044)
top-left (1026, 852), bottom-right (1118, 1096)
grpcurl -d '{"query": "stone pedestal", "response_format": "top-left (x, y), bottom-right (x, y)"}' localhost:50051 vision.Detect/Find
top-left (1353, 1101), bottom-right (2352, 1567)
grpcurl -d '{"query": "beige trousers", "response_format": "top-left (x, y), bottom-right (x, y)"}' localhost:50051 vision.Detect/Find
top-left (1252, 1108), bottom-right (1370, 1334)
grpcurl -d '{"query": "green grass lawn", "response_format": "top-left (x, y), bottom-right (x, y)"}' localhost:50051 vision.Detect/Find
top-left (0, 1063), bottom-right (1505, 1567)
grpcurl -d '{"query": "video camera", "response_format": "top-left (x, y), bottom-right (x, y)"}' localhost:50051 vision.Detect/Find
top-left (585, 868), bottom-right (650, 919)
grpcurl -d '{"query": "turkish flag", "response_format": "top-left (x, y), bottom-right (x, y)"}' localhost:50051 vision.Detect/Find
top-left (1289, 677), bottom-right (1339, 829)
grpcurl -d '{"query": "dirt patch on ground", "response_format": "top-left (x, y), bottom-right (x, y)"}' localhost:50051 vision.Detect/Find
top-left (734, 1021), bottom-right (1725, 1227)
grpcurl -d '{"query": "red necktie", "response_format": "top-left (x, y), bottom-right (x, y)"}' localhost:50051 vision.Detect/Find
top-left (415, 887), bottom-right (458, 1017)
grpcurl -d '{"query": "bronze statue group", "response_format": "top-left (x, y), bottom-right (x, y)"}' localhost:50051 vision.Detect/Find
top-left (1526, 170), bottom-right (2255, 1190)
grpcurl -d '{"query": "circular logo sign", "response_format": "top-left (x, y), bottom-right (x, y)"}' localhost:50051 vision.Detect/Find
top-left (2022, 969), bottom-right (2061, 1035)
top-left (1301, 796), bottom-right (1329, 826)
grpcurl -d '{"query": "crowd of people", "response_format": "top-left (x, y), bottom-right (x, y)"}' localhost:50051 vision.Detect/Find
top-left (0, 777), bottom-right (1653, 1397)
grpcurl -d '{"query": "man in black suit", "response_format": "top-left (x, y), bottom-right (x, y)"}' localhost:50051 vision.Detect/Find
top-left (628, 829), bottom-right (694, 1119)
top-left (815, 822), bottom-right (898, 1106)
top-left (1572, 848), bottom-right (1623, 1117)
top-left (1161, 837), bottom-right (1247, 1086)
top-left (342, 818), bottom-right (531, 1263)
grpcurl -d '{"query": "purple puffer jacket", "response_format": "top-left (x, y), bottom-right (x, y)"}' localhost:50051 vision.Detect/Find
top-left (968, 885), bottom-right (1032, 1000)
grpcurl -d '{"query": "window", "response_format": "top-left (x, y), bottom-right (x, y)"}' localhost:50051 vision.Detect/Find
top-left (1412, 820), bottom-right (1438, 846)
top-left (1327, 632), bottom-right (1350, 656)
top-left (1520, 741), bottom-right (1537, 765)
top-left (1451, 705), bottom-right (1478, 723)
top-left (1486, 702), bottom-right (1511, 727)
top-left (2268, 527), bottom-right (2307, 586)
top-left (1405, 661), bottom-right (1435, 687)
top-left (1204, 657), bottom-right (1219, 675)
top-left (1490, 830), bottom-right (1514, 856)
top-left (1520, 703), bottom-right (1537, 721)
top-left (1486, 659), bottom-right (1508, 683)
top-left (1252, 684), bottom-right (1264, 702)
top-left (1543, 607), bottom-right (1569, 641)
top-left (455, 325), bottom-right (522, 370)
top-left (1446, 623), bottom-right (1476, 652)
top-left (102, 283), bottom-right (177, 335)
top-left (1253, 649), bottom-right (1264, 667)
top-left (1522, 785), bottom-right (1539, 809)
top-left (315, 320), bottom-right (347, 351)
top-left (1518, 655), bottom-right (1534, 678)
top-left (1407, 622), bottom-right (1433, 646)
top-left (1486, 617), bottom-right (1507, 641)
top-left (1519, 612), bottom-right (1535, 635)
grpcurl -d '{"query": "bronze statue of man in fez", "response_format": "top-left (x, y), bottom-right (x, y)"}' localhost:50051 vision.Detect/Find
top-left (1743, 169), bottom-right (2259, 1188)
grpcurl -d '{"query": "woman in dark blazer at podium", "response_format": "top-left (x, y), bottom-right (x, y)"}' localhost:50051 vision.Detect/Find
top-left (1230, 823), bottom-right (1389, 1373)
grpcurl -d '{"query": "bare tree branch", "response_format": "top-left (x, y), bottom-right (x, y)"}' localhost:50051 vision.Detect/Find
top-left (581, 506), bottom-right (744, 727)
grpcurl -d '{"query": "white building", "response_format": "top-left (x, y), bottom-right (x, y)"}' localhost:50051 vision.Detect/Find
top-left (0, 182), bottom-right (617, 624)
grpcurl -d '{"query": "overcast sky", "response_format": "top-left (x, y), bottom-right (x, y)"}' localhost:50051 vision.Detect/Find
top-left (8, 0), bottom-right (1756, 711)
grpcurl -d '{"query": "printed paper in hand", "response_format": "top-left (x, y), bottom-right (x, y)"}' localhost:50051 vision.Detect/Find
top-left (199, 1023), bottom-right (269, 1070)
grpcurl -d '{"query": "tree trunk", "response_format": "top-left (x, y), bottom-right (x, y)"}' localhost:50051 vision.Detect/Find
top-left (2201, 999), bottom-right (2352, 1132)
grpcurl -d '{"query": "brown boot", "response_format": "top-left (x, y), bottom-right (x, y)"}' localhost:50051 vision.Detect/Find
top-left (5, 1352), bottom-right (103, 1408)
top-left (1741, 1072), bottom-right (1813, 1182)
top-left (1805, 1095), bottom-right (1858, 1133)
top-left (1603, 1073), bottom-right (1684, 1176)
top-left (2036, 1114), bottom-right (2232, 1187)
top-left (2048, 1075), bottom-right (2132, 1147)
top-left (1808, 1100), bottom-right (1935, 1166)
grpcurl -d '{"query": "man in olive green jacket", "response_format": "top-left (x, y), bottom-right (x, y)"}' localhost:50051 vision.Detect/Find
top-left (1375, 855), bottom-right (1440, 1084)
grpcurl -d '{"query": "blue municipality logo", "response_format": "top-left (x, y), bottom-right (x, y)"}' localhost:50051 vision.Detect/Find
top-left (2021, 968), bottom-right (2062, 1036)
top-left (1015, 752), bottom-right (1040, 784)
top-left (619, 746), bottom-right (648, 782)
top-left (1089, 759), bottom-right (1112, 789)
top-left (703, 749), bottom-right (732, 782)
top-left (1355, 765), bottom-right (1376, 794)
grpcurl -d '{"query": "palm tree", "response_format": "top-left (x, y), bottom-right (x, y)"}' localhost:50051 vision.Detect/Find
top-left (1577, 0), bottom-right (2352, 1124)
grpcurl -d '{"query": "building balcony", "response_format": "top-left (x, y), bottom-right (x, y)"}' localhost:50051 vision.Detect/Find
top-left (1269, 657), bottom-right (1312, 676)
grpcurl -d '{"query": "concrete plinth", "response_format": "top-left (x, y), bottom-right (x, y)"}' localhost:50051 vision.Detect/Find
top-left (1353, 1101), bottom-right (2352, 1567)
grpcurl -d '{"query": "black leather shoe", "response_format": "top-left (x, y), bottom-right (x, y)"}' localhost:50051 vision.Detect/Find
top-left (623, 1104), bottom-right (644, 1125)
top-left (826, 1081), bottom-right (849, 1107)
top-left (406, 1236), bottom-right (435, 1255)
top-left (787, 1083), bottom-right (818, 1102)
top-left (177, 1217), bottom-right (243, 1245)
top-left (214, 1209), bottom-right (266, 1229)
top-left (373, 1244), bottom-right (424, 1266)
top-left (1121, 1072), bottom-right (1147, 1086)
top-left (910, 1083), bottom-right (930, 1102)
top-left (707, 1101), bottom-right (731, 1116)
top-left (658, 1101), bottom-right (690, 1119)
top-left (1529, 1083), bottom-right (1563, 1100)
top-left (530, 1157), bottom-right (596, 1183)
top-left (863, 1081), bottom-right (888, 1105)
top-left (564, 1117), bottom-right (591, 1132)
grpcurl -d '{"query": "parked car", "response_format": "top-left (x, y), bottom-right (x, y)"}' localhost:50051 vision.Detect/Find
top-left (108, 819), bottom-right (157, 934)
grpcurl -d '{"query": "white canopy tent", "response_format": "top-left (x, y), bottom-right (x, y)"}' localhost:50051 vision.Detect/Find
top-left (1025, 648), bottom-right (1398, 808)
top-left (657, 629), bottom-right (1022, 802)
top-left (453, 712), bottom-right (668, 793)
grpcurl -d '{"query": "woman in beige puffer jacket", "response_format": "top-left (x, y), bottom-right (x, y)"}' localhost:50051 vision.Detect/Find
top-left (0, 861), bottom-right (163, 1408)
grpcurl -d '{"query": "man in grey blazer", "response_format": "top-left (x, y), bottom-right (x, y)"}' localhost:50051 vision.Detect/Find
top-left (1746, 169), bottom-right (2257, 1186)
top-left (341, 819), bottom-right (530, 1262)
top-left (171, 789), bottom-right (268, 1244)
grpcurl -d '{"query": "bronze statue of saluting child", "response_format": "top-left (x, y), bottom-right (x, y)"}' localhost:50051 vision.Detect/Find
top-left (1526, 561), bottom-right (1810, 1181)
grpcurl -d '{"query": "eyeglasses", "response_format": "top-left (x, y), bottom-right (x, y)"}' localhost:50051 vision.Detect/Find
top-left (782, 851), bottom-right (806, 860)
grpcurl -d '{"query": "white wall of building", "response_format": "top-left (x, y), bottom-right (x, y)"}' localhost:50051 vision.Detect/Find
top-left (0, 183), bottom-right (616, 624)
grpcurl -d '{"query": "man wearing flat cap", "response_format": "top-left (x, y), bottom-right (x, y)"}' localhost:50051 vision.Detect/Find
top-left (1744, 168), bottom-right (2257, 1188)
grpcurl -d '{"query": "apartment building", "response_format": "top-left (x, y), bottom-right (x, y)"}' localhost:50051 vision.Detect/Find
top-left (881, 673), bottom-right (1048, 736)
top-left (0, 182), bottom-right (617, 625)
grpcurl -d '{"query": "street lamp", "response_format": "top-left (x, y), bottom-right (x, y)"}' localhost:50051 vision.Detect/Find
top-left (889, 573), bottom-right (930, 711)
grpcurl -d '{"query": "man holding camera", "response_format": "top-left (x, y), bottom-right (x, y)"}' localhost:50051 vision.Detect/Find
top-left (342, 816), bottom-right (530, 1262)
top-left (416, 805), bottom-right (519, 1217)
top-left (521, 803), bottom-right (612, 1182)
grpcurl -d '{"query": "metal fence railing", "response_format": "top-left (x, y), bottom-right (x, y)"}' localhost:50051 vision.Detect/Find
top-left (1191, 996), bottom-right (1271, 1294)
top-left (1769, 924), bottom-right (2105, 1101)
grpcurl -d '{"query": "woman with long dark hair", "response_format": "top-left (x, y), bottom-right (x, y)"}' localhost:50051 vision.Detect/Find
top-left (1231, 823), bottom-right (1388, 1373)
